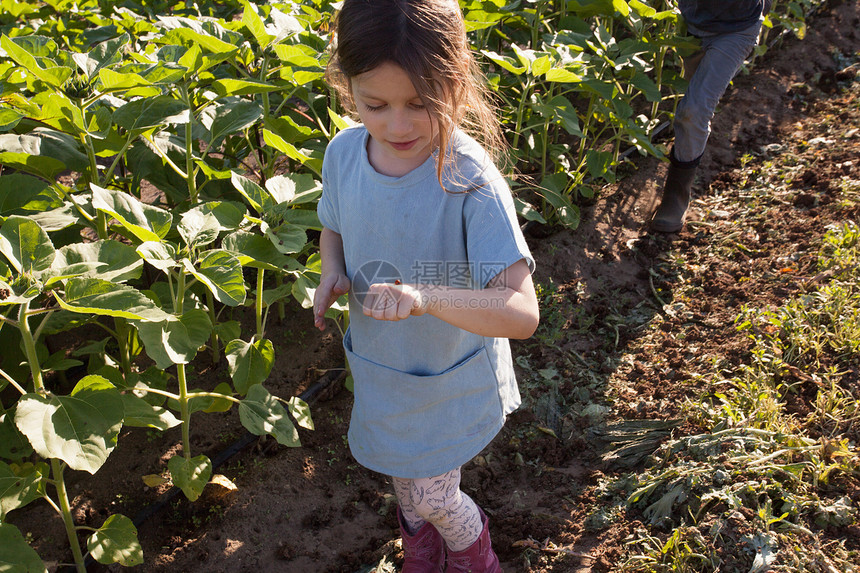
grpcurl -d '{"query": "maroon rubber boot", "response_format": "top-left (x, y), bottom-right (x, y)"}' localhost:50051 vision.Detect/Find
top-left (444, 509), bottom-right (501, 573)
top-left (398, 508), bottom-right (445, 573)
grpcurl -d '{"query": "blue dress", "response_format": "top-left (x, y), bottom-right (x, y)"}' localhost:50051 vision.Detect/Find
top-left (318, 126), bottom-right (535, 478)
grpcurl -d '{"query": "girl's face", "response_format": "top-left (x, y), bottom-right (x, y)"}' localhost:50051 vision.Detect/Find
top-left (351, 62), bottom-right (437, 178)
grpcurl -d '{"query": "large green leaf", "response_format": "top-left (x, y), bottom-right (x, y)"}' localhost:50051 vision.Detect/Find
top-left (238, 384), bottom-right (300, 446)
top-left (167, 454), bottom-right (212, 502)
top-left (158, 21), bottom-right (239, 55)
top-left (222, 230), bottom-right (292, 271)
top-left (207, 100), bottom-right (263, 149)
top-left (14, 375), bottom-right (124, 474)
top-left (178, 209), bottom-right (219, 249)
top-left (183, 250), bottom-right (245, 307)
top-left (135, 309), bottom-right (212, 369)
top-left (242, 1), bottom-right (274, 48)
top-left (87, 514), bottom-right (143, 566)
top-left (230, 172), bottom-right (270, 213)
top-left (209, 79), bottom-right (281, 98)
top-left (545, 68), bottom-right (582, 83)
top-left (98, 68), bottom-right (153, 92)
top-left (0, 411), bottom-right (34, 461)
top-left (51, 240), bottom-right (143, 284)
top-left (0, 152), bottom-right (65, 180)
top-left (136, 241), bottom-right (178, 271)
top-left (0, 215), bottom-right (55, 275)
top-left (481, 50), bottom-right (527, 75)
top-left (262, 221), bottom-right (307, 255)
top-left (0, 276), bottom-right (43, 306)
top-left (0, 108), bottom-right (22, 131)
top-left (0, 174), bottom-right (50, 216)
top-left (112, 95), bottom-right (190, 131)
top-left (119, 393), bottom-right (181, 430)
top-left (264, 173), bottom-right (321, 205)
top-left (0, 35), bottom-right (73, 88)
top-left (262, 129), bottom-right (316, 169)
top-left (91, 184), bottom-right (172, 242)
top-left (0, 131), bottom-right (88, 173)
top-left (56, 278), bottom-right (171, 321)
top-left (287, 396), bottom-right (314, 431)
top-left (198, 201), bottom-right (246, 231)
top-left (0, 523), bottom-right (48, 573)
top-left (225, 338), bottom-right (274, 395)
top-left (73, 34), bottom-right (128, 78)
top-left (0, 461), bottom-right (43, 520)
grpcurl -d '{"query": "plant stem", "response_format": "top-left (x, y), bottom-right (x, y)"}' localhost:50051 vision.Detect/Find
top-left (115, 318), bottom-right (133, 378)
top-left (511, 78), bottom-right (532, 150)
top-left (256, 267), bottom-right (265, 339)
top-left (0, 367), bottom-right (27, 395)
top-left (183, 90), bottom-right (198, 204)
top-left (206, 290), bottom-right (219, 363)
top-left (18, 301), bottom-right (44, 392)
top-left (175, 270), bottom-right (192, 460)
top-left (96, 211), bottom-right (109, 240)
top-left (52, 459), bottom-right (87, 573)
top-left (83, 131), bottom-right (101, 187)
top-left (177, 364), bottom-right (192, 461)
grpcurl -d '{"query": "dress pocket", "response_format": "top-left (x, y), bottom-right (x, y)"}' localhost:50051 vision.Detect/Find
top-left (343, 329), bottom-right (503, 477)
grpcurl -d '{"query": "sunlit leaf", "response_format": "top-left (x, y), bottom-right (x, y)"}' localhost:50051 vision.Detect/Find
top-left (184, 250), bottom-right (245, 307)
top-left (168, 454), bottom-right (212, 502)
top-left (91, 184), bottom-right (173, 242)
top-left (0, 523), bottom-right (48, 573)
top-left (15, 375), bottom-right (124, 474)
top-left (0, 215), bottom-right (55, 274)
top-left (56, 278), bottom-right (171, 322)
top-left (87, 514), bottom-right (143, 566)
top-left (135, 309), bottom-right (212, 369)
top-left (238, 384), bottom-right (300, 446)
top-left (225, 338), bottom-right (274, 395)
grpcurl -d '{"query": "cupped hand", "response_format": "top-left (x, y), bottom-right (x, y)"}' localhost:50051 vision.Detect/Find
top-left (363, 282), bottom-right (426, 321)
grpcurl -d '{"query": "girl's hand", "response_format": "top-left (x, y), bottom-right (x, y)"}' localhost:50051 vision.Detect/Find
top-left (313, 273), bottom-right (351, 331)
top-left (363, 282), bottom-right (425, 321)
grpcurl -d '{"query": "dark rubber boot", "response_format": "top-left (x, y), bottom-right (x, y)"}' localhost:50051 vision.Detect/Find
top-left (398, 508), bottom-right (445, 573)
top-left (444, 509), bottom-right (501, 573)
top-left (650, 153), bottom-right (699, 233)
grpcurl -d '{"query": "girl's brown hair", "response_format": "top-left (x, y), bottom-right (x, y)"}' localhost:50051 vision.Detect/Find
top-left (326, 0), bottom-right (507, 184)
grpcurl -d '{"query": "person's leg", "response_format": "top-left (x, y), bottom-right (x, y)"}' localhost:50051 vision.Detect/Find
top-left (398, 469), bottom-right (483, 552)
top-left (673, 21), bottom-right (762, 162)
top-left (394, 469), bottom-right (501, 572)
top-left (652, 20), bottom-right (762, 232)
top-left (393, 476), bottom-right (446, 573)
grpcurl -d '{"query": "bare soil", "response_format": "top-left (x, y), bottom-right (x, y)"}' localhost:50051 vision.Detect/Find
top-left (8, 2), bottom-right (860, 571)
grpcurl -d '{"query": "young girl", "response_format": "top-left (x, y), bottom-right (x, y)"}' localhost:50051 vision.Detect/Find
top-left (313, 0), bottom-right (539, 570)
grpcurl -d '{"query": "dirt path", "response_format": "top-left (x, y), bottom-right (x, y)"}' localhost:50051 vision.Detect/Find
top-left (8, 3), bottom-right (859, 572)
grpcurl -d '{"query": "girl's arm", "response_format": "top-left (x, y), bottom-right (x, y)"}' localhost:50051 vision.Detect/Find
top-left (313, 228), bottom-right (350, 331)
top-left (364, 258), bottom-right (539, 339)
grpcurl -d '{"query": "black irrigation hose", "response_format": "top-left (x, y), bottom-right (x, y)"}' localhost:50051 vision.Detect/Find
top-left (63, 366), bottom-right (347, 572)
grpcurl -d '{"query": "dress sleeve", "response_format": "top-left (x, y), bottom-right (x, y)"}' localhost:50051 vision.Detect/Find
top-left (317, 142), bottom-right (341, 233)
top-left (464, 175), bottom-right (535, 289)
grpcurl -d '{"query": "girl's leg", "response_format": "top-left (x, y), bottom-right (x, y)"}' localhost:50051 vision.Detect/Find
top-left (393, 468), bottom-right (483, 551)
top-left (392, 475), bottom-right (428, 533)
top-left (392, 476), bottom-right (445, 572)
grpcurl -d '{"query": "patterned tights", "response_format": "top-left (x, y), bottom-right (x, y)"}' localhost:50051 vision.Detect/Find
top-left (391, 468), bottom-right (483, 552)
